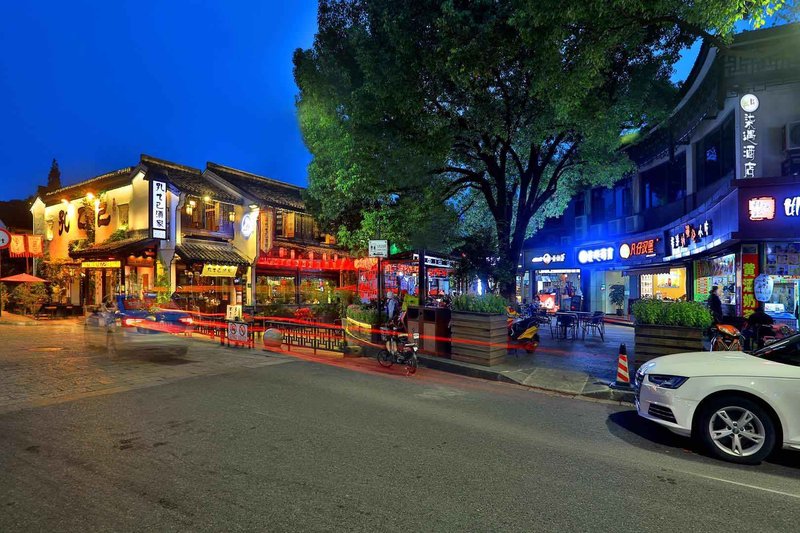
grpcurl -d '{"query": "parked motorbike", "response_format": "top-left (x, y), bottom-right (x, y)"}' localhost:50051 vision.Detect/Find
top-left (508, 314), bottom-right (540, 354)
top-left (377, 318), bottom-right (419, 375)
top-left (710, 323), bottom-right (744, 351)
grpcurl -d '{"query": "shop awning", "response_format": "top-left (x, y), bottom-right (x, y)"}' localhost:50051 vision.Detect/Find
top-left (176, 240), bottom-right (250, 266)
top-left (623, 266), bottom-right (674, 276)
top-left (70, 233), bottom-right (156, 260)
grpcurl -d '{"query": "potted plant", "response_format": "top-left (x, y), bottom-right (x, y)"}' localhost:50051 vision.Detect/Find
top-left (632, 299), bottom-right (713, 365)
top-left (609, 285), bottom-right (626, 316)
top-left (449, 293), bottom-right (508, 367)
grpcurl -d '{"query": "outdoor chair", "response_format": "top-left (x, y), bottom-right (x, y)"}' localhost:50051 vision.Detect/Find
top-left (582, 311), bottom-right (605, 341)
top-left (556, 313), bottom-right (578, 340)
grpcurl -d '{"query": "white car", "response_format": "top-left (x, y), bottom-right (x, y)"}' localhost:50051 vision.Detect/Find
top-left (635, 334), bottom-right (800, 464)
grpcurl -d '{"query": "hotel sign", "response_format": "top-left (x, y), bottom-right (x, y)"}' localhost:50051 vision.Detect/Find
top-left (150, 178), bottom-right (168, 240)
top-left (740, 94), bottom-right (759, 179)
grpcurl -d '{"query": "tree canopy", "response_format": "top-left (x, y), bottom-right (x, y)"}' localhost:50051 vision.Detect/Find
top-left (294, 0), bottom-right (795, 296)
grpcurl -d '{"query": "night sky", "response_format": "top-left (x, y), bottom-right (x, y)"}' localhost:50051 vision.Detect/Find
top-left (0, 0), bottom-right (317, 200)
top-left (2, 3), bottom-right (758, 202)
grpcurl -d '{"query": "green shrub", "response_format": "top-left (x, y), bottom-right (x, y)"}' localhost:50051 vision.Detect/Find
top-left (11, 282), bottom-right (48, 315)
top-left (451, 293), bottom-right (508, 314)
top-left (632, 299), bottom-right (712, 329)
top-left (346, 304), bottom-right (380, 325)
top-left (260, 303), bottom-right (296, 319)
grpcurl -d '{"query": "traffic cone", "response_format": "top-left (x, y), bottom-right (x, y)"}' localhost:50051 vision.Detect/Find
top-left (609, 343), bottom-right (634, 391)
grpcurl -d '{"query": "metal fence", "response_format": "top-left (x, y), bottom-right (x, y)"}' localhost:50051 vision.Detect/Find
top-left (259, 319), bottom-right (345, 353)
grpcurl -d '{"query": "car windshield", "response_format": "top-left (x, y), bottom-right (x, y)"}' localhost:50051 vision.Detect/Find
top-left (751, 332), bottom-right (800, 367)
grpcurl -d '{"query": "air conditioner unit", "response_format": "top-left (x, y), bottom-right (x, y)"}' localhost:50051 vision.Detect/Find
top-left (784, 121), bottom-right (800, 152)
top-left (607, 219), bottom-right (623, 235)
top-left (625, 215), bottom-right (642, 233)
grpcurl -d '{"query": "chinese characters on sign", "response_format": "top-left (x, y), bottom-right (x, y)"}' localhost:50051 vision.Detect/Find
top-left (150, 179), bottom-right (168, 240)
top-left (531, 252), bottom-right (566, 265)
top-left (785, 196), bottom-right (800, 217)
top-left (748, 196), bottom-right (776, 221)
top-left (619, 238), bottom-right (659, 260)
top-left (741, 253), bottom-right (759, 318)
top-left (740, 94), bottom-right (759, 179)
top-left (670, 220), bottom-right (712, 252)
top-left (201, 264), bottom-right (238, 277)
top-left (577, 247), bottom-right (614, 264)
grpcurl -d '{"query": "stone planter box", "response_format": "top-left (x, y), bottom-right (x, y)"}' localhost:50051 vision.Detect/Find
top-left (450, 311), bottom-right (508, 367)
top-left (634, 324), bottom-right (704, 365)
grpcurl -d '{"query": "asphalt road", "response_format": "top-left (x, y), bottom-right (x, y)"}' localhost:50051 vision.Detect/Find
top-left (1, 350), bottom-right (799, 532)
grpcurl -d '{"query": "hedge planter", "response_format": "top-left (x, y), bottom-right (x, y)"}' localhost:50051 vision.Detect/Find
top-left (634, 325), bottom-right (704, 365)
top-left (450, 311), bottom-right (508, 367)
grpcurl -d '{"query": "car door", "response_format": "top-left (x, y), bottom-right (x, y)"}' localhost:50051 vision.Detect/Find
top-left (755, 336), bottom-right (800, 445)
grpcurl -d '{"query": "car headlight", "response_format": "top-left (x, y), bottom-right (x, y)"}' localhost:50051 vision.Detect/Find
top-left (647, 374), bottom-right (689, 389)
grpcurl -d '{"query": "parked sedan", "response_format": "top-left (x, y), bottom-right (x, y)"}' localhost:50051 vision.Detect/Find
top-left (635, 334), bottom-right (800, 464)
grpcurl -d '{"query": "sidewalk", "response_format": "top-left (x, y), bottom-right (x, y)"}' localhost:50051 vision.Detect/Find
top-left (341, 322), bottom-right (636, 403)
top-left (0, 311), bottom-right (83, 327)
top-left (419, 323), bottom-right (635, 403)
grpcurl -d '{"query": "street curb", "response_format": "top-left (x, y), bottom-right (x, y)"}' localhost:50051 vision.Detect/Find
top-left (417, 354), bottom-right (518, 385)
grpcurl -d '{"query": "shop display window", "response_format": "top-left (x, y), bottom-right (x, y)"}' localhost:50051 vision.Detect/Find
top-left (640, 269), bottom-right (686, 301)
top-left (256, 276), bottom-right (296, 304)
top-left (300, 276), bottom-right (337, 304)
top-left (694, 254), bottom-right (737, 305)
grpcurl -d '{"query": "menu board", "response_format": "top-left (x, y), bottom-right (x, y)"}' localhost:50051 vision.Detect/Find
top-left (765, 242), bottom-right (800, 278)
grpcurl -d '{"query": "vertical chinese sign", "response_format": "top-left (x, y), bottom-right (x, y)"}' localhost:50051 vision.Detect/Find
top-left (740, 94), bottom-right (759, 179)
top-left (150, 178), bottom-right (168, 240)
top-left (741, 246), bottom-right (759, 318)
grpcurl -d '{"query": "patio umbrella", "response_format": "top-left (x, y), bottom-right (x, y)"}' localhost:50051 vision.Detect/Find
top-left (0, 273), bottom-right (48, 283)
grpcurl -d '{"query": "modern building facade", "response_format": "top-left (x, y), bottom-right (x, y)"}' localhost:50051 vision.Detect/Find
top-left (520, 24), bottom-right (800, 328)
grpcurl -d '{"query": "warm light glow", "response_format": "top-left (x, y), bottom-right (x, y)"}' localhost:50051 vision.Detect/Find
top-left (86, 192), bottom-right (95, 201)
top-left (228, 211), bottom-right (235, 222)
top-left (93, 198), bottom-right (100, 209)
top-left (61, 198), bottom-right (69, 205)
top-left (186, 205), bottom-right (193, 215)
top-left (248, 203), bottom-right (258, 210)
top-left (203, 195), bottom-right (211, 202)
top-left (189, 200), bottom-right (197, 207)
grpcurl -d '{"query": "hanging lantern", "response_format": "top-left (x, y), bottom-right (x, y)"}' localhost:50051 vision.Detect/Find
top-left (754, 274), bottom-right (774, 302)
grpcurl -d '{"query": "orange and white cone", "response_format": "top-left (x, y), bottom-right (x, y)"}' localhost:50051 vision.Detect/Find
top-left (610, 343), bottom-right (634, 390)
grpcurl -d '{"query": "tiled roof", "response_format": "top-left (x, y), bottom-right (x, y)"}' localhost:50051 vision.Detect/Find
top-left (271, 238), bottom-right (350, 258)
top-left (206, 162), bottom-right (306, 211)
top-left (176, 239), bottom-right (250, 266)
top-left (70, 230), bottom-right (156, 259)
top-left (140, 155), bottom-right (239, 204)
top-left (42, 167), bottom-right (135, 206)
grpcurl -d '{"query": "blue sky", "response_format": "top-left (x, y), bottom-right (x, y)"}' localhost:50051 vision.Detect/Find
top-left (0, 0), bottom-right (318, 200)
top-left (0, 4), bottom-right (768, 201)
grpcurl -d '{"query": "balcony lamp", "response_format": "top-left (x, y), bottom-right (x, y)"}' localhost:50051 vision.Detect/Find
top-left (203, 195), bottom-right (211, 202)
top-left (229, 211), bottom-right (235, 222)
top-left (248, 203), bottom-right (258, 210)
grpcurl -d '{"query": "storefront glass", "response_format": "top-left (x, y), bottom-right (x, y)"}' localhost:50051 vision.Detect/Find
top-left (694, 253), bottom-right (737, 315)
top-left (299, 275), bottom-right (338, 304)
top-left (536, 269), bottom-right (581, 312)
top-left (255, 275), bottom-right (296, 304)
top-left (763, 242), bottom-right (800, 327)
top-left (175, 264), bottom-right (236, 313)
top-left (640, 268), bottom-right (687, 301)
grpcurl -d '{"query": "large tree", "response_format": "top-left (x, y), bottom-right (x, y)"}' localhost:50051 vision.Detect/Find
top-left (295, 0), bottom-right (793, 297)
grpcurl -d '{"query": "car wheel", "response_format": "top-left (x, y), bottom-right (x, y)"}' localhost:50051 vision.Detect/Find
top-left (697, 395), bottom-right (777, 465)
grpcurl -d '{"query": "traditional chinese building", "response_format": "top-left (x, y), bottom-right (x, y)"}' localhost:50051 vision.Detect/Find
top-left (519, 23), bottom-right (800, 327)
top-left (30, 155), bottom-right (354, 311)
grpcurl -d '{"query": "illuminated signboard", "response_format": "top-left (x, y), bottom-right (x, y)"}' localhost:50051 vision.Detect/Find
top-left (531, 252), bottom-right (566, 265)
top-left (201, 264), bottom-right (238, 277)
top-left (241, 212), bottom-right (256, 238)
top-left (785, 196), bottom-right (800, 217)
top-left (740, 93), bottom-right (759, 179)
top-left (670, 220), bottom-right (712, 252)
top-left (577, 247), bottom-right (614, 264)
top-left (82, 260), bottom-right (122, 269)
top-left (619, 238), bottom-right (659, 260)
top-left (748, 196), bottom-right (776, 221)
top-left (150, 178), bottom-right (168, 240)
